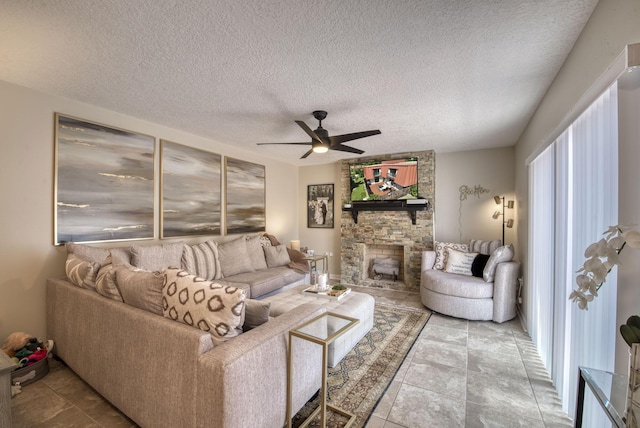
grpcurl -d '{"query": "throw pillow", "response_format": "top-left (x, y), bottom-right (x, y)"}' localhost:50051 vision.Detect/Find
top-left (95, 254), bottom-right (125, 302)
top-left (245, 235), bottom-right (268, 271)
top-left (65, 242), bottom-right (131, 264)
top-left (264, 244), bottom-right (291, 268)
top-left (469, 239), bottom-right (502, 256)
top-left (243, 299), bottom-right (270, 331)
top-left (65, 253), bottom-right (101, 290)
top-left (182, 240), bottom-right (222, 280)
top-left (130, 242), bottom-right (184, 271)
top-left (483, 244), bottom-right (515, 282)
top-left (116, 266), bottom-right (165, 315)
top-left (162, 267), bottom-right (245, 344)
top-left (217, 236), bottom-right (254, 277)
top-left (259, 235), bottom-right (272, 247)
top-left (471, 254), bottom-right (491, 278)
top-left (444, 248), bottom-right (478, 276)
top-left (433, 241), bottom-right (469, 270)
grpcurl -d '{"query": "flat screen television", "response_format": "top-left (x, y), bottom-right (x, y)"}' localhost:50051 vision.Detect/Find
top-left (349, 157), bottom-right (419, 202)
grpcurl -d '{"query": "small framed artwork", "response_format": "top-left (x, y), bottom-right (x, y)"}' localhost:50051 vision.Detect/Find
top-left (54, 113), bottom-right (155, 244)
top-left (307, 184), bottom-right (334, 228)
top-left (224, 157), bottom-right (266, 234)
top-left (160, 140), bottom-right (222, 238)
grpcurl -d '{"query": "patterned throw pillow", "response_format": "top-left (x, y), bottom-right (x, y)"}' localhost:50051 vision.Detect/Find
top-left (65, 253), bottom-right (101, 290)
top-left (95, 255), bottom-right (124, 302)
top-left (162, 267), bottom-right (246, 344)
top-left (433, 241), bottom-right (469, 270)
top-left (469, 239), bottom-right (502, 256)
top-left (444, 248), bottom-right (478, 276)
top-left (182, 240), bottom-right (222, 281)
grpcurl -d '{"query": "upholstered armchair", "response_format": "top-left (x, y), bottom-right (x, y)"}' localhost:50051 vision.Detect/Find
top-left (420, 240), bottom-right (520, 323)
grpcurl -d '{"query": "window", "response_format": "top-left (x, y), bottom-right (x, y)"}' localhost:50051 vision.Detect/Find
top-left (528, 84), bottom-right (618, 422)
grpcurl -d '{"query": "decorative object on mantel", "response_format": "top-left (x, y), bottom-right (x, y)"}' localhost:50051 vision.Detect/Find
top-left (54, 113), bottom-right (155, 244)
top-left (457, 184), bottom-right (490, 242)
top-left (569, 225), bottom-right (640, 427)
top-left (492, 195), bottom-right (515, 244)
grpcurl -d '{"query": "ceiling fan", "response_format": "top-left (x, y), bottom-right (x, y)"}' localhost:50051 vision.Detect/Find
top-left (257, 110), bottom-right (381, 159)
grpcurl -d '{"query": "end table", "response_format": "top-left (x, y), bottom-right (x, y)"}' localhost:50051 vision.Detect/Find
top-left (287, 312), bottom-right (359, 428)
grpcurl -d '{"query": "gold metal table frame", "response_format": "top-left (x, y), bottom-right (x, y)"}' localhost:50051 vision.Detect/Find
top-left (287, 312), bottom-right (359, 428)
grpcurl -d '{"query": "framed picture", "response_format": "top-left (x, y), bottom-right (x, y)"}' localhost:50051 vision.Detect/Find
top-left (54, 114), bottom-right (155, 244)
top-left (224, 157), bottom-right (265, 234)
top-left (307, 184), bottom-right (334, 228)
top-left (160, 140), bottom-right (222, 238)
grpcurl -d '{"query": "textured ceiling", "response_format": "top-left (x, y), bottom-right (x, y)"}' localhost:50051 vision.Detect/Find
top-left (0, 0), bottom-right (598, 165)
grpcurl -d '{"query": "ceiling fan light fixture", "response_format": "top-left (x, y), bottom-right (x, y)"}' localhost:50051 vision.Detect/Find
top-left (312, 142), bottom-right (329, 153)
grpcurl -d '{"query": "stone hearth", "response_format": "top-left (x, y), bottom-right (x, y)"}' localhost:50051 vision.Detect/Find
top-left (340, 150), bottom-right (435, 292)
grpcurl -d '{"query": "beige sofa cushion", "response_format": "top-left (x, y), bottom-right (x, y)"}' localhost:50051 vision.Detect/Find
top-left (264, 244), bottom-right (291, 268)
top-left (116, 266), bottom-right (165, 315)
top-left (130, 242), bottom-right (184, 271)
top-left (65, 242), bottom-right (131, 264)
top-left (182, 240), bottom-right (222, 280)
top-left (65, 253), bottom-right (100, 290)
top-left (218, 236), bottom-right (254, 277)
top-left (246, 235), bottom-right (268, 270)
top-left (162, 267), bottom-right (245, 344)
top-left (422, 269), bottom-right (494, 299)
top-left (244, 299), bottom-right (271, 331)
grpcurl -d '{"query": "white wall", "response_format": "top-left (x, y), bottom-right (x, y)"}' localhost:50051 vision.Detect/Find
top-left (514, 0), bottom-right (640, 370)
top-left (435, 147), bottom-right (516, 249)
top-left (0, 80), bottom-right (300, 342)
top-left (297, 163), bottom-right (342, 277)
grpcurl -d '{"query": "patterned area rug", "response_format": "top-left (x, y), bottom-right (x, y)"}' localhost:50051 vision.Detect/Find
top-left (292, 304), bottom-right (431, 428)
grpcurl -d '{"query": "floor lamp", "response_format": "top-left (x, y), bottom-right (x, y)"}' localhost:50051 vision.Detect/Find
top-left (492, 196), bottom-right (514, 244)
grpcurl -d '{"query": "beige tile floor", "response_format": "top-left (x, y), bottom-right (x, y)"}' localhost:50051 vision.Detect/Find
top-left (10, 286), bottom-right (571, 427)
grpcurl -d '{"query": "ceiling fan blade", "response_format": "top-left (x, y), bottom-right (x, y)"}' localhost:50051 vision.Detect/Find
top-left (329, 130), bottom-right (381, 145)
top-left (256, 142), bottom-right (311, 146)
top-left (300, 148), bottom-right (314, 159)
top-left (295, 120), bottom-right (323, 143)
top-left (331, 144), bottom-right (365, 155)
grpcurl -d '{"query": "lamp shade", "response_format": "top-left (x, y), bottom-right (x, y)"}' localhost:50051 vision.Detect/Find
top-left (494, 196), bottom-right (502, 204)
top-left (290, 240), bottom-right (301, 251)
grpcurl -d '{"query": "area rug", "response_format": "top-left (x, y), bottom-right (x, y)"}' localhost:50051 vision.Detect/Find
top-left (292, 304), bottom-right (431, 428)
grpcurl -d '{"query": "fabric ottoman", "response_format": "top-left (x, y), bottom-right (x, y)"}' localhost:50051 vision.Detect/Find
top-left (261, 285), bottom-right (375, 367)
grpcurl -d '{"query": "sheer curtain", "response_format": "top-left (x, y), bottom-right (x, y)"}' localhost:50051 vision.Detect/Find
top-left (527, 84), bottom-right (618, 422)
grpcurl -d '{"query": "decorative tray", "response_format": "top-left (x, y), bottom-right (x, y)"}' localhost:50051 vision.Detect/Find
top-left (302, 286), bottom-right (351, 301)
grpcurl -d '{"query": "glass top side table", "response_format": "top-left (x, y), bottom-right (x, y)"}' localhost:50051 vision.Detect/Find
top-left (287, 312), bottom-right (359, 428)
top-left (575, 366), bottom-right (628, 427)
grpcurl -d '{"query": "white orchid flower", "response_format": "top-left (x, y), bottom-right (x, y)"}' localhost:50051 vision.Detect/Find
top-left (603, 225), bottom-right (621, 240)
top-left (623, 230), bottom-right (640, 249)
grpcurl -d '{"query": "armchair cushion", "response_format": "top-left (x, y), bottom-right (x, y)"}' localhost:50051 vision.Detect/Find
top-left (443, 249), bottom-right (477, 276)
top-left (483, 244), bottom-right (514, 282)
top-left (434, 241), bottom-right (468, 270)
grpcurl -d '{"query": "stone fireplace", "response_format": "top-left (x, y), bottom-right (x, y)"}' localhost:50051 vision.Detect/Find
top-left (340, 150), bottom-right (435, 292)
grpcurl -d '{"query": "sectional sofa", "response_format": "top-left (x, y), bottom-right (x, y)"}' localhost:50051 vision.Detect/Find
top-left (46, 234), bottom-right (324, 427)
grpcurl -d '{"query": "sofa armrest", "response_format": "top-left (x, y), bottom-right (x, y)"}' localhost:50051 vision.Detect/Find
top-left (196, 302), bottom-right (326, 428)
top-left (492, 261), bottom-right (520, 323)
top-left (421, 251), bottom-right (437, 271)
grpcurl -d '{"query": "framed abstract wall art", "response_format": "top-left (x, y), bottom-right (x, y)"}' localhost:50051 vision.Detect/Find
top-left (224, 157), bottom-right (265, 234)
top-left (307, 183), bottom-right (334, 228)
top-left (54, 114), bottom-right (155, 244)
top-left (160, 140), bottom-right (222, 238)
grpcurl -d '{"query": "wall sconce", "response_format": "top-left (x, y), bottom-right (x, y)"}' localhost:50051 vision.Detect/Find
top-left (492, 196), bottom-right (515, 244)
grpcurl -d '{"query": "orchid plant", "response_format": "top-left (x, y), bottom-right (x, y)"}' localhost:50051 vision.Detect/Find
top-left (569, 225), bottom-right (640, 310)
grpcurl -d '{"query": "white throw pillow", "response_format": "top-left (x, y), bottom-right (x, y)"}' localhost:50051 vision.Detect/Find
top-left (483, 244), bottom-right (515, 282)
top-left (444, 248), bottom-right (478, 276)
top-left (162, 267), bottom-right (246, 344)
top-left (434, 241), bottom-right (468, 270)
